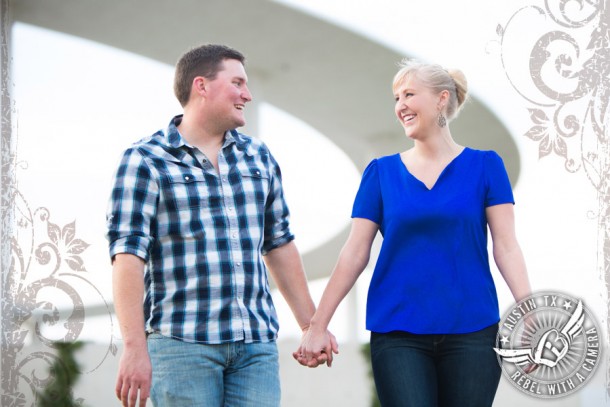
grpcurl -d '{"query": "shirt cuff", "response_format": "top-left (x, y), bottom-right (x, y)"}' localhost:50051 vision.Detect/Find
top-left (262, 232), bottom-right (295, 255)
top-left (108, 236), bottom-right (150, 262)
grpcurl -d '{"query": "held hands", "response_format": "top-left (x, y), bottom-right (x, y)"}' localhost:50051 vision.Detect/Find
top-left (293, 325), bottom-right (339, 368)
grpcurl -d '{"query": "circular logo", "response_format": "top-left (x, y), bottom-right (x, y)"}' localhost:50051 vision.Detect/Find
top-left (494, 291), bottom-right (601, 398)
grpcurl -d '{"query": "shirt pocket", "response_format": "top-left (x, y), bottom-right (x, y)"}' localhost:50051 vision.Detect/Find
top-left (158, 172), bottom-right (216, 239)
top-left (165, 172), bottom-right (210, 210)
top-left (237, 167), bottom-right (270, 206)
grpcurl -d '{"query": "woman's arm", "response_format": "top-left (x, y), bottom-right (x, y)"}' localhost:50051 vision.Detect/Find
top-left (487, 203), bottom-right (531, 302)
top-left (295, 218), bottom-right (379, 367)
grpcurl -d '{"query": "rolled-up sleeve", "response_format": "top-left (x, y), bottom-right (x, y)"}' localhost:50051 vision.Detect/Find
top-left (105, 147), bottom-right (159, 262)
top-left (262, 153), bottom-right (294, 255)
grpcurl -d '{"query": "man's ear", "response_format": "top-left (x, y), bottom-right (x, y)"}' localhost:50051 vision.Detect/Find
top-left (193, 76), bottom-right (207, 97)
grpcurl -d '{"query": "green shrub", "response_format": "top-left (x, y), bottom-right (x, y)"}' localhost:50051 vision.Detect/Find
top-left (37, 341), bottom-right (85, 407)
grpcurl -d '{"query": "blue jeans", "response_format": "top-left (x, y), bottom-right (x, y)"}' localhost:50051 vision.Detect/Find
top-left (147, 333), bottom-right (280, 407)
top-left (370, 324), bottom-right (501, 407)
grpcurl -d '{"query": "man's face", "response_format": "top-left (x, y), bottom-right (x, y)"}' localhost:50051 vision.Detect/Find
top-left (204, 59), bottom-right (252, 130)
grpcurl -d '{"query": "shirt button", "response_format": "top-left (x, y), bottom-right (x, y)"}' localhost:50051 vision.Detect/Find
top-left (236, 262), bottom-right (241, 267)
top-left (184, 175), bottom-right (191, 181)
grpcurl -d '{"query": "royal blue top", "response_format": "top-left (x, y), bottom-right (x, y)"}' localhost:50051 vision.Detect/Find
top-left (352, 148), bottom-right (514, 334)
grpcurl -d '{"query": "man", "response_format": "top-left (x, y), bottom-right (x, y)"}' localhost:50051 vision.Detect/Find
top-left (106, 44), bottom-right (337, 407)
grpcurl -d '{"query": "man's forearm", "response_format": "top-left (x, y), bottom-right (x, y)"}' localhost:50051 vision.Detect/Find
top-left (112, 253), bottom-right (147, 346)
top-left (264, 241), bottom-right (316, 330)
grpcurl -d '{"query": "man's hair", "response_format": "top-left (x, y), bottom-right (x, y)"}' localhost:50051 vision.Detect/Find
top-left (174, 44), bottom-right (245, 107)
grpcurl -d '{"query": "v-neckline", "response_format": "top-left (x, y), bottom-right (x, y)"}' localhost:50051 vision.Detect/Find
top-left (398, 147), bottom-right (468, 191)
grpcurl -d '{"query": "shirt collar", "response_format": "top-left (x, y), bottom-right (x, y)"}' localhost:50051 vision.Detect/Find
top-left (165, 114), bottom-right (246, 151)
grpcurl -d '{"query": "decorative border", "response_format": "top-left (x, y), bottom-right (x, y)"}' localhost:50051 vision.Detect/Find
top-left (497, 0), bottom-right (609, 395)
top-left (5, 189), bottom-right (118, 405)
top-left (0, 3), bottom-right (116, 405)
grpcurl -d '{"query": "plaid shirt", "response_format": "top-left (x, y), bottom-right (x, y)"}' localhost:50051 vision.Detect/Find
top-left (106, 115), bottom-right (294, 343)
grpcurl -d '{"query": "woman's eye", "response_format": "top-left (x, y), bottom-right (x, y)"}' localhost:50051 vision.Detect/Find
top-left (395, 92), bottom-right (413, 102)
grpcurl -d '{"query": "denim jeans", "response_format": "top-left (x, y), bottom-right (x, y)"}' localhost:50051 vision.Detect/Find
top-left (370, 324), bottom-right (501, 407)
top-left (147, 333), bottom-right (280, 407)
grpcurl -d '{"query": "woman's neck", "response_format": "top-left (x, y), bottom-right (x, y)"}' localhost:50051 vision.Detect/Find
top-left (411, 130), bottom-right (461, 160)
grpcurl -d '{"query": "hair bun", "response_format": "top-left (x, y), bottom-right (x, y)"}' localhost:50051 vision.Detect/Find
top-left (447, 69), bottom-right (468, 108)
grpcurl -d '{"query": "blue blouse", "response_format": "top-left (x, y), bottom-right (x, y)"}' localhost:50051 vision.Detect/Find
top-left (352, 148), bottom-right (514, 334)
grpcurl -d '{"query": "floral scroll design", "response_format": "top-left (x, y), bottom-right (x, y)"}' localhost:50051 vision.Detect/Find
top-left (497, 0), bottom-right (609, 395)
top-left (2, 186), bottom-right (117, 407)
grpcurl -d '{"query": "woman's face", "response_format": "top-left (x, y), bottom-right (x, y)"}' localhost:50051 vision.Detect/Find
top-left (393, 76), bottom-right (442, 140)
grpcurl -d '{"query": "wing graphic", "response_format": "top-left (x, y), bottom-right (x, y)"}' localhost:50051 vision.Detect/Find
top-left (494, 347), bottom-right (534, 365)
top-left (560, 300), bottom-right (584, 344)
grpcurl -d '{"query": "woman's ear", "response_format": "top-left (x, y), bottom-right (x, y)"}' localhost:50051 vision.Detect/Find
top-left (437, 89), bottom-right (450, 110)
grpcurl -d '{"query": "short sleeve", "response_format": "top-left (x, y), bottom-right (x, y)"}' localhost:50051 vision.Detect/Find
top-left (262, 148), bottom-right (294, 255)
top-left (484, 151), bottom-right (514, 207)
top-left (105, 147), bottom-right (159, 262)
top-left (351, 159), bottom-right (383, 225)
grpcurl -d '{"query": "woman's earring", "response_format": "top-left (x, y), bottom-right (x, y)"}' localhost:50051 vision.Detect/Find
top-left (437, 111), bottom-right (447, 128)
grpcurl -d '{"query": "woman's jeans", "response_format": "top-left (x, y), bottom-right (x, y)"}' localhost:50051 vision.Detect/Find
top-left (370, 324), bottom-right (501, 407)
top-left (147, 333), bottom-right (280, 407)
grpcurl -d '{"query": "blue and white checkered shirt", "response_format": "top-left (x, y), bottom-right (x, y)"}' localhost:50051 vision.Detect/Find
top-left (106, 115), bottom-right (294, 344)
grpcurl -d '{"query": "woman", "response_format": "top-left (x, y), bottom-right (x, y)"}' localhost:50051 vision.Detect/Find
top-left (295, 60), bottom-right (532, 406)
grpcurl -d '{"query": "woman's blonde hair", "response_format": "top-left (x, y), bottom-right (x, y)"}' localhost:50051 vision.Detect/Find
top-left (392, 59), bottom-right (469, 121)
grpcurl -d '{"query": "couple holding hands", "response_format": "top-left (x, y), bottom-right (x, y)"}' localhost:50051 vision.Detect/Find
top-left (107, 43), bottom-right (530, 407)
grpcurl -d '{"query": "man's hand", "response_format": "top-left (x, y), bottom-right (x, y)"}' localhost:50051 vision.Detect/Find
top-left (115, 344), bottom-right (152, 407)
top-left (293, 326), bottom-right (339, 368)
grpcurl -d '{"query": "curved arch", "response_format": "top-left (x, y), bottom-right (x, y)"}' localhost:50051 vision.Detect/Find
top-left (14, 0), bottom-right (520, 279)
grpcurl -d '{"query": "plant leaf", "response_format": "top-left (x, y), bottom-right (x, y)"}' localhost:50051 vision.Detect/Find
top-left (62, 221), bottom-right (76, 244)
top-left (68, 239), bottom-right (90, 255)
top-left (524, 125), bottom-right (548, 141)
top-left (65, 257), bottom-right (87, 272)
top-left (528, 108), bottom-right (549, 125)
top-left (539, 136), bottom-right (552, 158)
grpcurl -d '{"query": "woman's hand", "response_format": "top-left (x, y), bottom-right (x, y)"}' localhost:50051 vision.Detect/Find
top-left (293, 325), bottom-right (339, 368)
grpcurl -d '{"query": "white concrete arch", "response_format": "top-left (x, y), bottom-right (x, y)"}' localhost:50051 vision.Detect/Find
top-left (12, 0), bottom-right (521, 279)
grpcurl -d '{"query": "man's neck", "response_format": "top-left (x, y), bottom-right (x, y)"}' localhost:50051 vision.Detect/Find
top-left (178, 111), bottom-right (226, 149)
top-left (177, 112), bottom-right (227, 172)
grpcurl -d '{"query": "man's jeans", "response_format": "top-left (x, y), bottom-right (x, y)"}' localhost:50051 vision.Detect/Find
top-left (370, 324), bottom-right (501, 407)
top-left (148, 333), bottom-right (280, 407)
